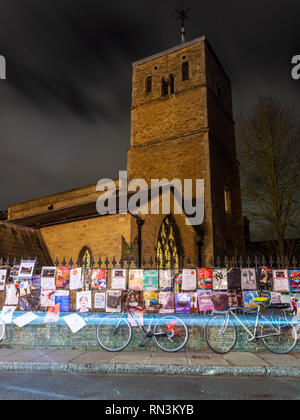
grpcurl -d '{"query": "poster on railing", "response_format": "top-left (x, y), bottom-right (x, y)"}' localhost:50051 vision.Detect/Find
top-left (43, 304), bottom-right (60, 324)
top-left (1, 306), bottom-right (16, 324)
top-left (128, 291), bottom-right (143, 308)
top-left (257, 267), bottom-right (273, 287)
top-left (227, 268), bottom-right (242, 290)
top-left (272, 269), bottom-right (290, 292)
top-left (211, 292), bottom-right (229, 311)
top-left (31, 275), bottom-right (41, 291)
top-left (55, 267), bottom-right (70, 288)
top-left (128, 269), bottom-right (143, 291)
top-left (197, 290), bottom-right (214, 312)
top-left (0, 269), bottom-right (7, 291)
top-left (143, 291), bottom-right (159, 313)
top-left (196, 269), bottom-right (212, 290)
top-left (270, 292), bottom-right (281, 304)
top-left (159, 270), bottom-right (174, 291)
top-left (111, 269), bottom-right (127, 290)
top-left (288, 270), bottom-right (300, 292)
top-left (76, 291), bottom-right (92, 313)
top-left (241, 268), bottom-right (257, 290)
top-left (228, 291), bottom-right (243, 308)
top-left (41, 286), bottom-right (56, 307)
top-left (182, 269), bottom-right (197, 291)
top-left (91, 269), bottom-right (107, 290)
top-left (159, 292), bottom-right (175, 314)
top-left (143, 270), bottom-right (159, 291)
top-left (10, 265), bottom-right (20, 281)
top-left (69, 268), bottom-right (83, 290)
top-left (94, 292), bottom-right (106, 310)
top-left (82, 269), bottom-right (92, 288)
top-left (5, 284), bottom-right (18, 305)
top-left (175, 293), bottom-right (191, 314)
top-left (41, 267), bottom-right (56, 282)
top-left (243, 291), bottom-right (260, 309)
top-left (190, 292), bottom-right (198, 313)
top-left (16, 279), bottom-right (31, 297)
top-left (106, 290), bottom-right (122, 313)
top-left (17, 260), bottom-right (36, 280)
top-left (281, 294), bottom-right (292, 304)
top-left (63, 313), bottom-right (86, 334)
top-left (212, 269), bottom-right (228, 291)
top-left (14, 312), bottom-right (38, 328)
top-left (55, 290), bottom-right (70, 312)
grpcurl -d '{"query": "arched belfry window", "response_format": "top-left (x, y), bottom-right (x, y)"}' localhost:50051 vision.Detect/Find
top-left (182, 61), bottom-right (189, 81)
top-left (156, 215), bottom-right (183, 269)
top-left (78, 247), bottom-right (93, 268)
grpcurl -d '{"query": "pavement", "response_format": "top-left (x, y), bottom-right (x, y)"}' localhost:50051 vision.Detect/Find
top-left (0, 348), bottom-right (299, 378)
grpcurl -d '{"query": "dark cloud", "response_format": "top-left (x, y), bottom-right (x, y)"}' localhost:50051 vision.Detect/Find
top-left (0, 0), bottom-right (299, 211)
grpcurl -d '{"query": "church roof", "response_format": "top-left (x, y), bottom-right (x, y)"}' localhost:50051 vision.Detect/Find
top-left (0, 221), bottom-right (53, 266)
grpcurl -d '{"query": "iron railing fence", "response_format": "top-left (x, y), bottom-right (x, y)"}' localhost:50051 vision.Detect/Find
top-left (0, 254), bottom-right (299, 271)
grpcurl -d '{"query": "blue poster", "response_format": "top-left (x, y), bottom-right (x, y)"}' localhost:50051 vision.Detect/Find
top-left (55, 291), bottom-right (70, 312)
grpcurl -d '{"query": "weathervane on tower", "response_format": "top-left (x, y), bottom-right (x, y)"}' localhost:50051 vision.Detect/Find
top-left (176, 4), bottom-right (191, 44)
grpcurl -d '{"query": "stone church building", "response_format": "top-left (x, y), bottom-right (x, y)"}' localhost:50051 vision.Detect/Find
top-left (3, 36), bottom-right (244, 268)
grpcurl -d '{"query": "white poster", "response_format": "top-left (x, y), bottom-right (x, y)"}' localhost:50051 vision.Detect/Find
top-left (70, 268), bottom-right (83, 290)
top-left (111, 269), bottom-right (127, 290)
top-left (212, 269), bottom-right (228, 291)
top-left (0, 269), bottom-right (7, 291)
top-left (270, 292), bottom-right (281, 304)
top-left (5, 284), bottom-right (18, 305)
top-left (63, 313), bottom-right (86, 334)
top-left (182, 269), bottom-right (197, 291)
top-left (76, 291), bottom-right (92, 313)
top-left (18, 260), bottom-right (36, 280)
top-left (159, 270), bottom-right (174, 291)
top-left (1, 306), bottom-right (17, 324)
top-left (241, 268), bottom-right (257, 290)
top-left (281, 295), bottom-right (292, 304)
top-left (273, 269), bottom-right (290, 292)
top-left (14, 312), bottom-right (38, 328)
top-left (94, 292), bottom-right (106, 310)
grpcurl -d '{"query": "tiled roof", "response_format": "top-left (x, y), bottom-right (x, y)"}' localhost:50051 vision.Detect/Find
top-left (0, 221), bottom-right (52, 267)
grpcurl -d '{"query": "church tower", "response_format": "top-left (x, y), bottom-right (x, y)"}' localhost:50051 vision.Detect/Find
top-left (127, 36), bottom-right (244, 261)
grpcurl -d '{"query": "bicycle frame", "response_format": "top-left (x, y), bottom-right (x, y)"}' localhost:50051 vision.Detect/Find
top-left (222, 307), bottom-right (283, 342)
top-left (117, 308), bottom-right (168, 339)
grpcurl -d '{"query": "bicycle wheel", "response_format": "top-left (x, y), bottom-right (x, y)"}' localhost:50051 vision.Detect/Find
top-left (96, 315), bottom-right (132, 352)
top-left (205, 314), bottom-right (237, 354)
top-left (259, 314), bottom-right (298, 354)
top-left (153, 316), bottom-right (189, 352)
top-left (0, 319), bottom-right (5, 342)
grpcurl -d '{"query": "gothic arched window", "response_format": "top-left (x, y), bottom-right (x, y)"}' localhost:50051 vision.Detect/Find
top-left (156, 215), bottom-right (183, 268)
top-left (78, 247), bottom-right (93, 268)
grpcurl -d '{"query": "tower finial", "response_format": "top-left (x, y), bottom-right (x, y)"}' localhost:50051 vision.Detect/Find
top-left (176, 4), bottom-right (191, 44)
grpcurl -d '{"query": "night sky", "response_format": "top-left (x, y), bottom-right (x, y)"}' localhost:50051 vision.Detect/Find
top-left (0, 0), bottom-right (299, 211)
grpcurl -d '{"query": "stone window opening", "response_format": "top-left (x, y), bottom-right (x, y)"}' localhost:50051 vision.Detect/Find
top-left (170, 74), bottom-right (175, 95)
top-left (161, 77), bottom-right (169, 97)
top-left (182, 61), bottom-right (189, 81)
top-left (146, 76), bottom-right (152, 94)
